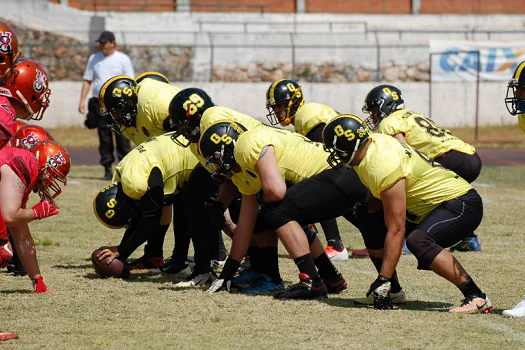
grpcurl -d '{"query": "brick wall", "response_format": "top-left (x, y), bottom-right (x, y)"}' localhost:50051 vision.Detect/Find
top-left (47, 0), bottom-right (525, 13)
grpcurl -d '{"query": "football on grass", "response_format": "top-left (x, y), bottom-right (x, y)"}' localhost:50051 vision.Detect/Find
top-left (91, 249), bottom-right (130, 279)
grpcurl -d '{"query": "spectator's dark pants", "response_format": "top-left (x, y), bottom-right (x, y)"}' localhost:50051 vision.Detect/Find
top-left (90, 97), bottom-right (132, 168)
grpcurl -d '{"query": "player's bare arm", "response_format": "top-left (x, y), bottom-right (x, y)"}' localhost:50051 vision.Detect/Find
top-left (255, 146), bottom-right (286, 203)
top-left (379, 178), bottom-right (407, 278)
top-left (229, 194), bottom-right (259, 262)
top-left (0, 165), bottom-right (35, 224)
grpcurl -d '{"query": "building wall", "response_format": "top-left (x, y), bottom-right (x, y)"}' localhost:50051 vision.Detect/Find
top-left (48, 0), bottom-right (525, 13)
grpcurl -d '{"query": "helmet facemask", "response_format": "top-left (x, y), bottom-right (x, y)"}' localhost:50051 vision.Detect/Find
top-left (35, 165), bottom-right (67, 207)
top-left (324, 135), bottom-right (361, 169)
top-left (266, 86), bottom-right (303, 126)
top-left (105, 99), bottom-right (137, 135)
top-left (171, 104), bottom-right (200, 147)
top-left (205, 141), bottom-right (236, 183)
top-left (506, 78), bottom-right (525, 116)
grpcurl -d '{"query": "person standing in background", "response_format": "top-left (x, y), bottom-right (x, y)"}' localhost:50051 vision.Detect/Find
top-left (78, 31), bottom-right (134, 180)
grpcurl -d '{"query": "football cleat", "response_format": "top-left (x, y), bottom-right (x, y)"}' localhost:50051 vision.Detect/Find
top-left (449, 235), bottom-right (481, 252)
top-left (353, 289), bottom-right (406, 305)
top-left (449, 295), bottom-right (493, 314)
top-left (502, 296), bottom-right (525, 318)
top-left (324, 246), bottom-right (349, 261)
top-left (350, 248), bottom-right (369, 258)
top-left (237, 257), bottom-right (251, 274)
top-left (160, 260), bottom-right (192, 278)
top-left (402, 239), bottom-right (412, 255)
top-left (322, 273), bottom-right (348, 294)
top-left (175, 271), bottom-right (218, 288)
top-left (128, 256), bottom-right (164, 272)
top-left (233, 269), bottom-right (261, 287)
top-left (273, 273), bottom-right (328, 300)
top-left (0, 240), bottom-right (14, 268)
top-left (210, 259), bottom-right (226, 269)
top-left (242, 274), bottom-right (285, 293)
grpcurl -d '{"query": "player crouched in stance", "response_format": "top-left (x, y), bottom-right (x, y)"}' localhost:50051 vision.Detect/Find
top-left (93, 132), bottom-right (198, 278)
top-left (322, 115), bottom-right (491, 313)
top-left (201, 120), bottom-right (364, 299)
top-left (0, 140), bottom-right (71, 293)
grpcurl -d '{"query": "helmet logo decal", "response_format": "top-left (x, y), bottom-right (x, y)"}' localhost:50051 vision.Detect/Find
top-left (33, 69), bottom-right (46, 93)
top-left (22, 132), bottom-right (39, 147)
top-left (0, 31), bottom-right (12, 54)
top-left (48, 150), bottom-right (66, 169)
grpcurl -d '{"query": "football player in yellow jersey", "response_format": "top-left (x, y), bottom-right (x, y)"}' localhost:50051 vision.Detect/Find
top-left (265, 79), bottom-right (350, 260)
top-left (100, 78), bottom-right (227, 276)
top-left (99, 75), bottom-right (181, 145)
top-left (93, 132), bottom-right (198, 277)
top-left (323, 115), bottom-right (492, 313)
top-left (503, 60), bottom-right (525, 318)
top-left (167, 88), bottom-right (287, 291)
top-left (200, 120), bottom-right (369, 299)
top-left (363, 84), bottom-right (482, 253)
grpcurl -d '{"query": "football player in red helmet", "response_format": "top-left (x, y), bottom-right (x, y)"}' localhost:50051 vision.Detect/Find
top-left (10, 124), bottom-right (54, 149)
top-left (0, 59), bottom-right (51, 121)
top-left (0, 21), bottom-right (20, 79)
top-left (0, 140), bottom-right (70, 293)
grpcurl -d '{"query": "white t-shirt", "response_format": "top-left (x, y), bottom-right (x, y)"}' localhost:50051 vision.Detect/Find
top-left (82, 50), bottom-right (135, 98)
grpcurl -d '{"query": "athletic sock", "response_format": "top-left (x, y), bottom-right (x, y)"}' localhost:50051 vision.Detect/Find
top-left (247, 246), bottom-right (261, 273)
top-left (258, 247), bottom-right (282, 283)
top-left (458, 276), bottom-right (484, 299)
top-left (293, 253), bottom-right (319, 279)
top-left (314, 253), bottom-right (339, 279)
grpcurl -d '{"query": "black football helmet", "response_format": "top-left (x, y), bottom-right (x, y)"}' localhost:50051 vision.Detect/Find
top-left (199, 120), bottom-right (247, 182)
top-left (99, 76), bottom-right (138, 134)
top-left (135, 71), bottom-right (169, 84)
top-left (362, 85), bottom-right (405, 130)
top-left (506, 61), bottom-right (525, 116)
top-left (166, 88), bottom-right (215, 147)
top-left (322, 114), bottom-right (371, 168)
top-left (265, 79), bottom-right (304, 126)
top-left (93, 183), bottom-right (136, 229)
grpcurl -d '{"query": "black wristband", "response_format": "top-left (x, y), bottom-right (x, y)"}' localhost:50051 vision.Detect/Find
top-left (219, 257), bottom-right (241, 280)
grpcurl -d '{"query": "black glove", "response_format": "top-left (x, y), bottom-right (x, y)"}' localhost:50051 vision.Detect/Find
top-left (208, 201), bottom-right (226, 231)
top-left (367, 275), bottom-right (393, 310)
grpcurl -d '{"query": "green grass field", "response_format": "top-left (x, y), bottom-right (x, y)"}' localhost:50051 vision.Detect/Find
top-left (3, 165), bottom-right (525, 349)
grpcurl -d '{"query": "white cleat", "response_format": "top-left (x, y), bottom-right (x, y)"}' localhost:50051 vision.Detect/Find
top-left (503, 296), bottom-right (525, 318)
top-left (175, 272), bottom-right (217, 288)
top-left (324, 246), bottom-right (349, 261)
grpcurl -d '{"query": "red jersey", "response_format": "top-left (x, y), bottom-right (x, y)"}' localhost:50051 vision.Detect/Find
top-left (0, 96), bottom-right (16, 148)
top-left (0, 147), bottom-right (38, 206)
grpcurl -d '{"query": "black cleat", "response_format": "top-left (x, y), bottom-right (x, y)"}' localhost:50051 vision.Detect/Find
top-left (273, 273), bottom-right (328, 300)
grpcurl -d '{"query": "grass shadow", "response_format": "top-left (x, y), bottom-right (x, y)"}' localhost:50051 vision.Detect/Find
top-left (53, 264), bottom-right (93, 269)
top-left (1, 289), bottom-right (33, 294)
top-left (323, 297), bottom-right (454, 312)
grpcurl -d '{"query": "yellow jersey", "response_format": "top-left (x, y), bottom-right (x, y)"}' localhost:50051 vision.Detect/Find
top-left (355, 134), bottom-right (473, 223)
top-left (113, 132), bottom-right (198, 200)
top-left (519, 114), bottom-right (525, 133)
top-left (294, 103), bottom-right (338, 137)
top-left (376, 109), bottom-right (476, 158)
top-left (232, 128), bottom-right (330, 195)
top-left (121, 79), bottom-right (181, 145)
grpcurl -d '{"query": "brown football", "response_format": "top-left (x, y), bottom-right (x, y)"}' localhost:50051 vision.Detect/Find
top-left (91, 249), bottom-right (130, 279)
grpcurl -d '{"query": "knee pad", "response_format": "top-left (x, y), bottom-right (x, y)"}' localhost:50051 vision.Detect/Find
top-left (406, 229), bottom-right (443, 270)
top-left (303, 225), bottom-right (317, 245)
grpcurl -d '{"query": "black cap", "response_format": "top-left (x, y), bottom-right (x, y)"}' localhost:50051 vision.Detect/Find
top-left (95, 31), bottom-right (115, 43)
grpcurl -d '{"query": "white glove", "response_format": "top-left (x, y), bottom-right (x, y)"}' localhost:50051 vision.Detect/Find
top-left (206, 278), bottom-right (232, 294)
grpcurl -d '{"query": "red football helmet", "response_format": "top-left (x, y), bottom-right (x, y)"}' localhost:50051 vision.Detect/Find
top-left (30, 140), bottom-right (71, 204)
top-left (10, 124), bottom-right (54, 149)
top-left (0, 59), bottom-right (51, 120)
top-left (0, 22), bottom-right (20, 79)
